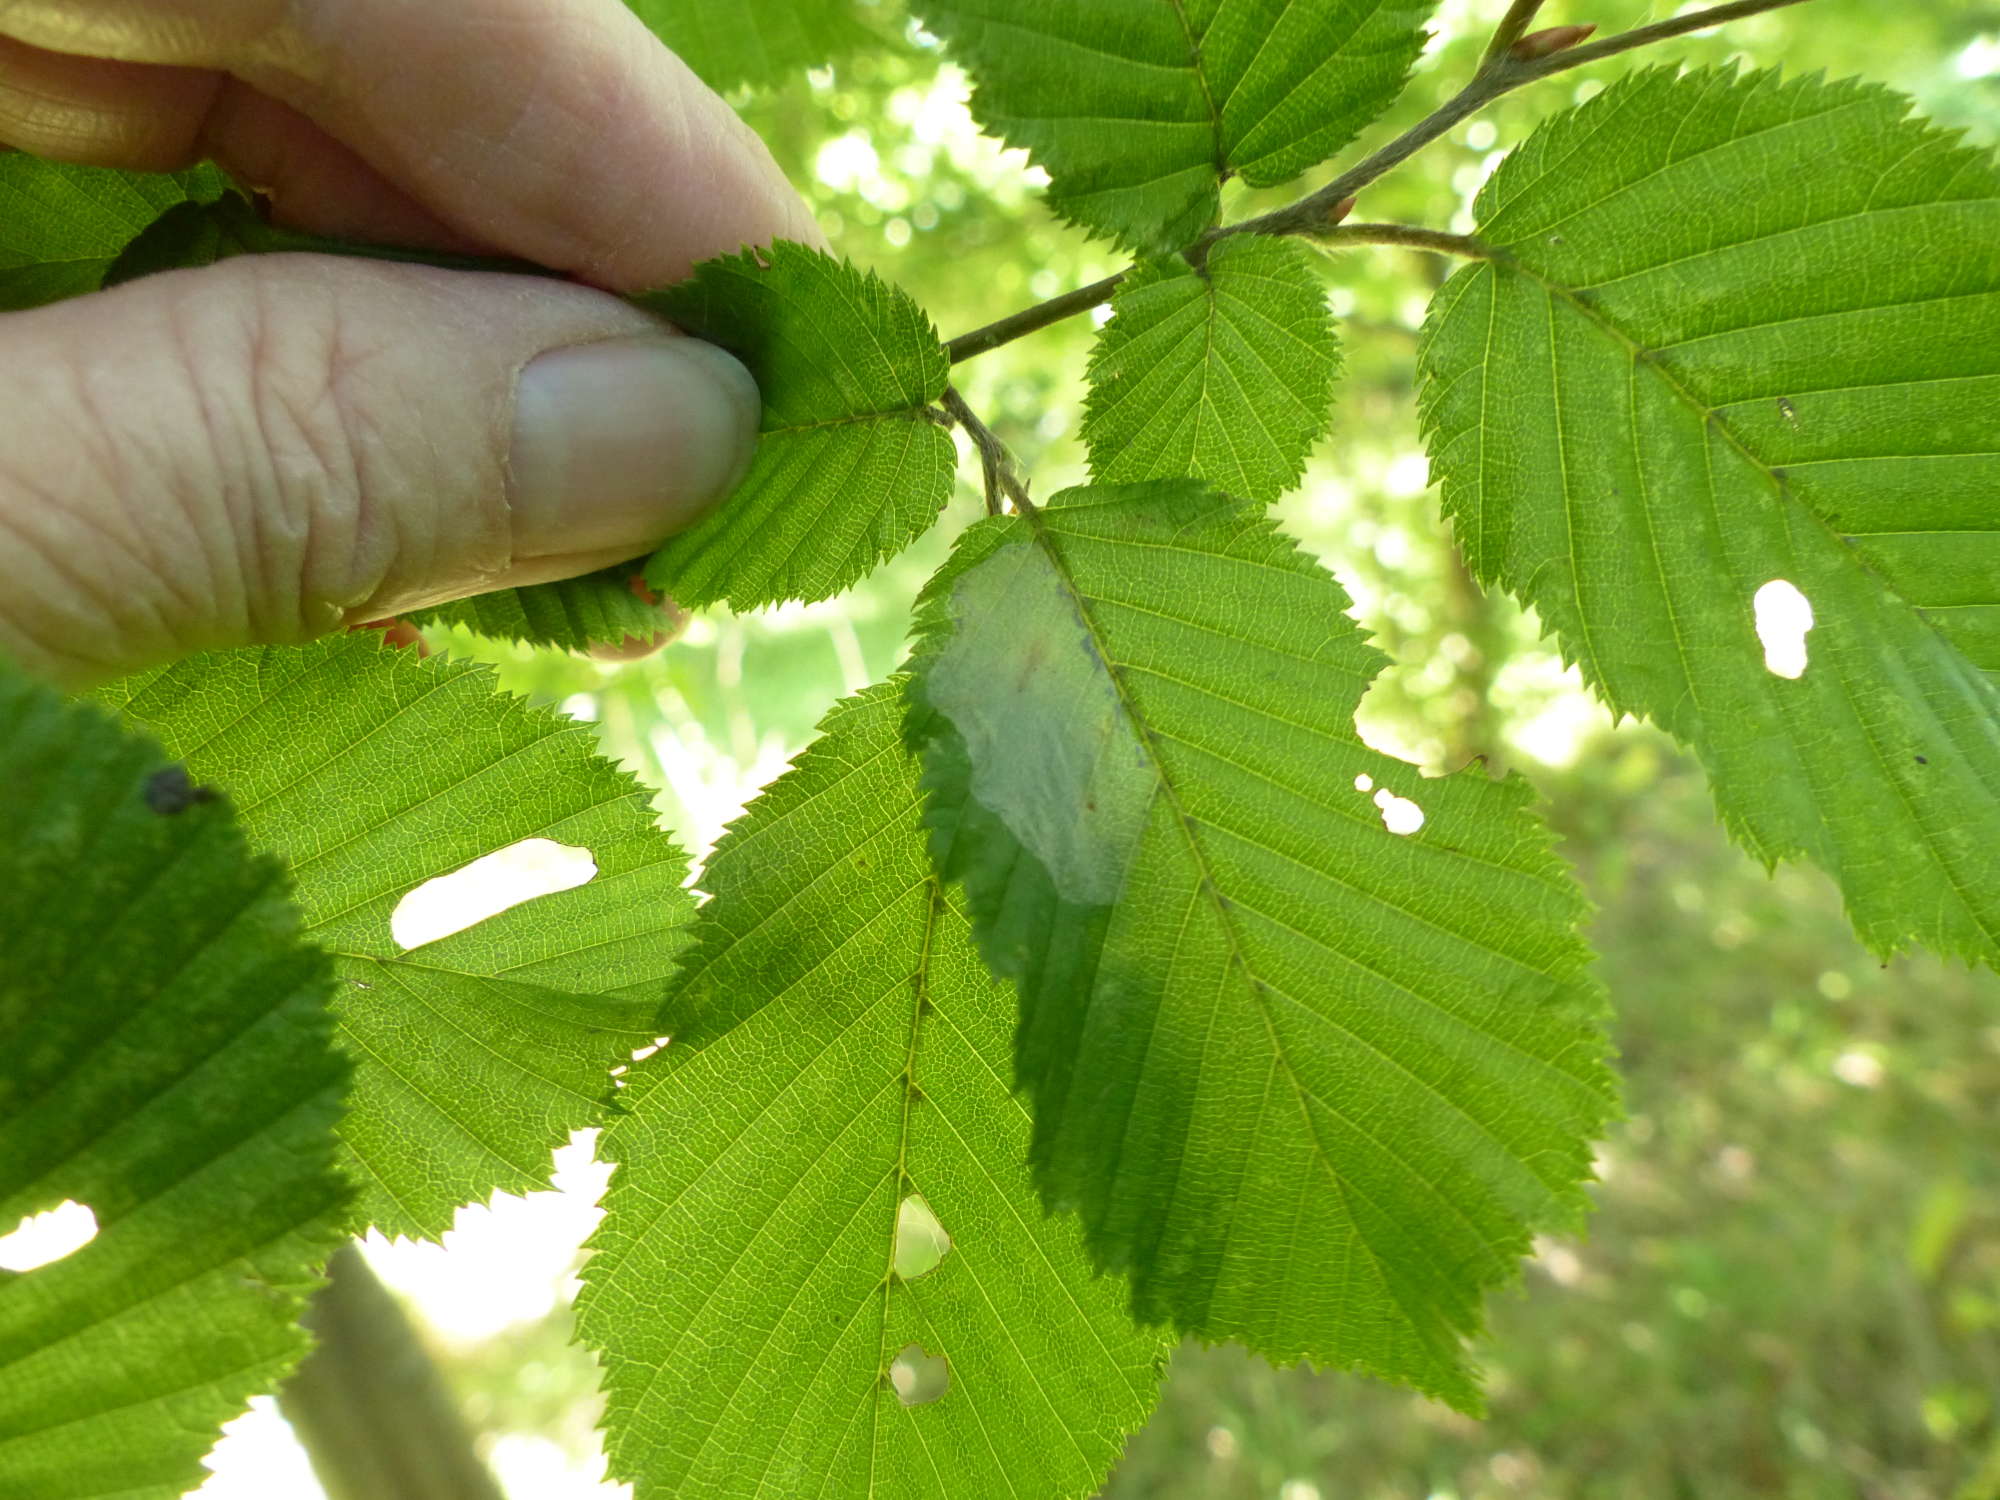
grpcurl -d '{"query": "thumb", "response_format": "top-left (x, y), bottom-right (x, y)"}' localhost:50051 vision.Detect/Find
top-left (0, 254), bottom-right (760, 687)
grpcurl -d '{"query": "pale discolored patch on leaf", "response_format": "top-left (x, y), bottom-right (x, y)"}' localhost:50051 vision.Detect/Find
top-left (579, 684), bottom-right (1167, 1500)
top-left (907, 481), bottom-right (1615, 1410)
top-left (1419, 67), bottom-right (2000, 967)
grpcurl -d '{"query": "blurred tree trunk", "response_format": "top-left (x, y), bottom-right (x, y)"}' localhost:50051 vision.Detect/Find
top-left (279, 1243), bottom-right (507, 1500)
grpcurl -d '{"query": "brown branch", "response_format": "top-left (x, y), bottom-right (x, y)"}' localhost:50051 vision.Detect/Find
top-left (939, 0), bottom-right (1820, 363)
top-left (946, 270), bottom-right (1127, 364)
top-left (1220, 0), bottom-right (1818, 243)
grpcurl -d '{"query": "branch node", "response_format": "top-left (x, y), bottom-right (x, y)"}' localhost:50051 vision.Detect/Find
top-left (1511, 23), bottom-right (1598, 61)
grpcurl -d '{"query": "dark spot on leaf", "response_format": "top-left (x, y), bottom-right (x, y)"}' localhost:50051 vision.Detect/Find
top-left (143, 764), bottom-right (218, 815)
top-left (1915, 755), bottom-right (1928, 765)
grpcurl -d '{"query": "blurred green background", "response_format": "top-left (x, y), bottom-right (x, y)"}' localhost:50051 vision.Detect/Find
top-left (387, 4), bottom-right (2000, 1497)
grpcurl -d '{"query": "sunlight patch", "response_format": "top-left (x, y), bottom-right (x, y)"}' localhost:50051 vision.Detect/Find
top-left (1753, 580), bottom-right (1814, 679)
top-left (1373, 787), bottom-right (1425, 835)
top-left (891, 1194), bottom-right (951, 1281)
top-left (888, 1344), bottom-right (950, 1406)
top-left (390, 839), bottom-right (597, 949)
top-left (0, 1199), bottom-right (98, 1271)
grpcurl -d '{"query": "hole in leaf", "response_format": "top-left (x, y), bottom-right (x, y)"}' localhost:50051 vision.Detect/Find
top-left (1352, 773), bottom-right (1374, 792)
top-left (390, 839), bottom-right (597, 950)
top-left (630, 1037), bottom-right (670, 1063)
top-left (1753, 580), bottom-right (1814, 679)
top-left (0, 1199), bottom-right (98, 1271)
top-left (892, 1194), bottom-right (951, 1281)
top-left (1372, 787), bottom-right (1425, 836)
top-left (888, 1343), bottom-right (950, 1406)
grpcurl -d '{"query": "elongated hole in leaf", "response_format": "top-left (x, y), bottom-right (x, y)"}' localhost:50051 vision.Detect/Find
top-left (1753, 580), bottom-right (1814, 679)
top-left (630, 1036), bottom-right (671, 1063)
top-left (0, 1199), bottom-right (98, 1271)
top-left (1372, 787), bottom-right (1425, 835)
top-left (888, 1344), bottom-right (950, 1406)
top-left (390, 838), bottom-right (597, 949)
top-left (891, 1194), bottom-right (951, 1281)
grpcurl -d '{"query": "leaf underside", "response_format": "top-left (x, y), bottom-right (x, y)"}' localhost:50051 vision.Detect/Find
top-left (623, 0), bottom-right (878, 91)
top-left (1419, 67), bottom-right (2000, 967)
top-left (913, 0), bottom-right (1436, 252)
top-left (407, 562), bottom-right (673, 652)
top-left (1085, 234), bottom-right (1340, 502)
top-left (0, 158), bottom-right (228, 310)
top-left (0, 666), bottom-right (348, 1500)
top-left (95, 636), bottom-right (688, 1239)
top-left (638, 243), bottom-right (957, 611)
top-left (906, 481), bottom-right (1615, 1409)
top-left (580, 683), bottom-right (1167, 1499)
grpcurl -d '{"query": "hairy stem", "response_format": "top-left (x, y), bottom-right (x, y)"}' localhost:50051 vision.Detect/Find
top-left (942, 0), bottom-right (1820, 361)
top-left (1311, 223), bottom-right (1492, 258)
top-left (946, 271), bottom-right (1126, 364)
top-left (278, 1243), bottom-right (506, 1500)
top-left (942, 387), bottom-right (1033, 514)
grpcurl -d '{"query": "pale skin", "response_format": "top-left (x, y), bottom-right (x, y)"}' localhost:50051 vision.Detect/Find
top-left (0, 0), bottom-right (821, 687)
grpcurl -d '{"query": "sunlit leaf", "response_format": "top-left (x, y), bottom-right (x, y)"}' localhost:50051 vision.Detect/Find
top-left (624, 0), bottom-right (878, 91)
top-left (906, 481), bottom-right (1614, 1408)
top-left (580, 683), bottom-right (1167, 1497)
top-left (0, 159), bottom-right (228, 310)
top-left (0, 664), bottom-right (348, 1498)
top-left (96, 636), bottom-right (688, 1238)
top-left (914, 0), bottom-right (1436, 252)
top-left (1419, 67), bottom-right (2000, 966)
top-left (1085, 235), bottom-right (1338, 501)
top-left (638, 243), bottom-right (957, 611)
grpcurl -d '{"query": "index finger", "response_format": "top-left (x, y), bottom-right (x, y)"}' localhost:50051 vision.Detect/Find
top-left (0, 0), bottom-right (823, 288)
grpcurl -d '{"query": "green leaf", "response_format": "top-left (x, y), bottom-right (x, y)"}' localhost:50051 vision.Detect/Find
top-left (95, 635), bottom-right (690, 1238)
top-left (1417, 67), bottom-right (2000, 967)
top-left (1084, 235), bottom-right (1338, 501)
top-left (638, 244), bottom-right (957, 611)
top-left (0, 158), bottom-right (230, 310)
top-left (579, 683), bottom-right (1167, 1498)
top-left (624, 0), bottom-right (877, 91)
top-left (101, 190), bottom-right (268, 290)
top-left (406, 563), bottom-right (675, 651)
top-left (905, 482), bottom-right (1614, 1408)
top-left (912, 0), bottom-right (1436, 252)
top-left (0, 664), bottom-right (348, 1499)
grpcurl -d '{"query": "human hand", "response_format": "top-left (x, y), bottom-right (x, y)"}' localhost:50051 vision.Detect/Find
top-left (0, 0), bottom-right (820, 687)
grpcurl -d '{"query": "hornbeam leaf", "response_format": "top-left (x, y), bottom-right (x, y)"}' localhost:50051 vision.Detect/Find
top-left (1418, 67), bottom-right (2000, 967)
top-left (407, 563), bottom-right (675, 652)
top-left (1085, 235), bottom-right (1339, 501)
top-left (579, 683), bottom-right (1167, 1499)
top-left (913, 0), bottom-right (1436, 252)
top-left (0, 158), bottom-right (228, 310)
top-left (0, 664), bottom-right (349, 1499)
top-left (638, 244), bottom-right (957, 610)
top-left (905, 482), bottom-right (1614, 1409)
top-left (96, 636), bottom-right (688, 1238)
top-left (624, 0), bottom-right (877, 91)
